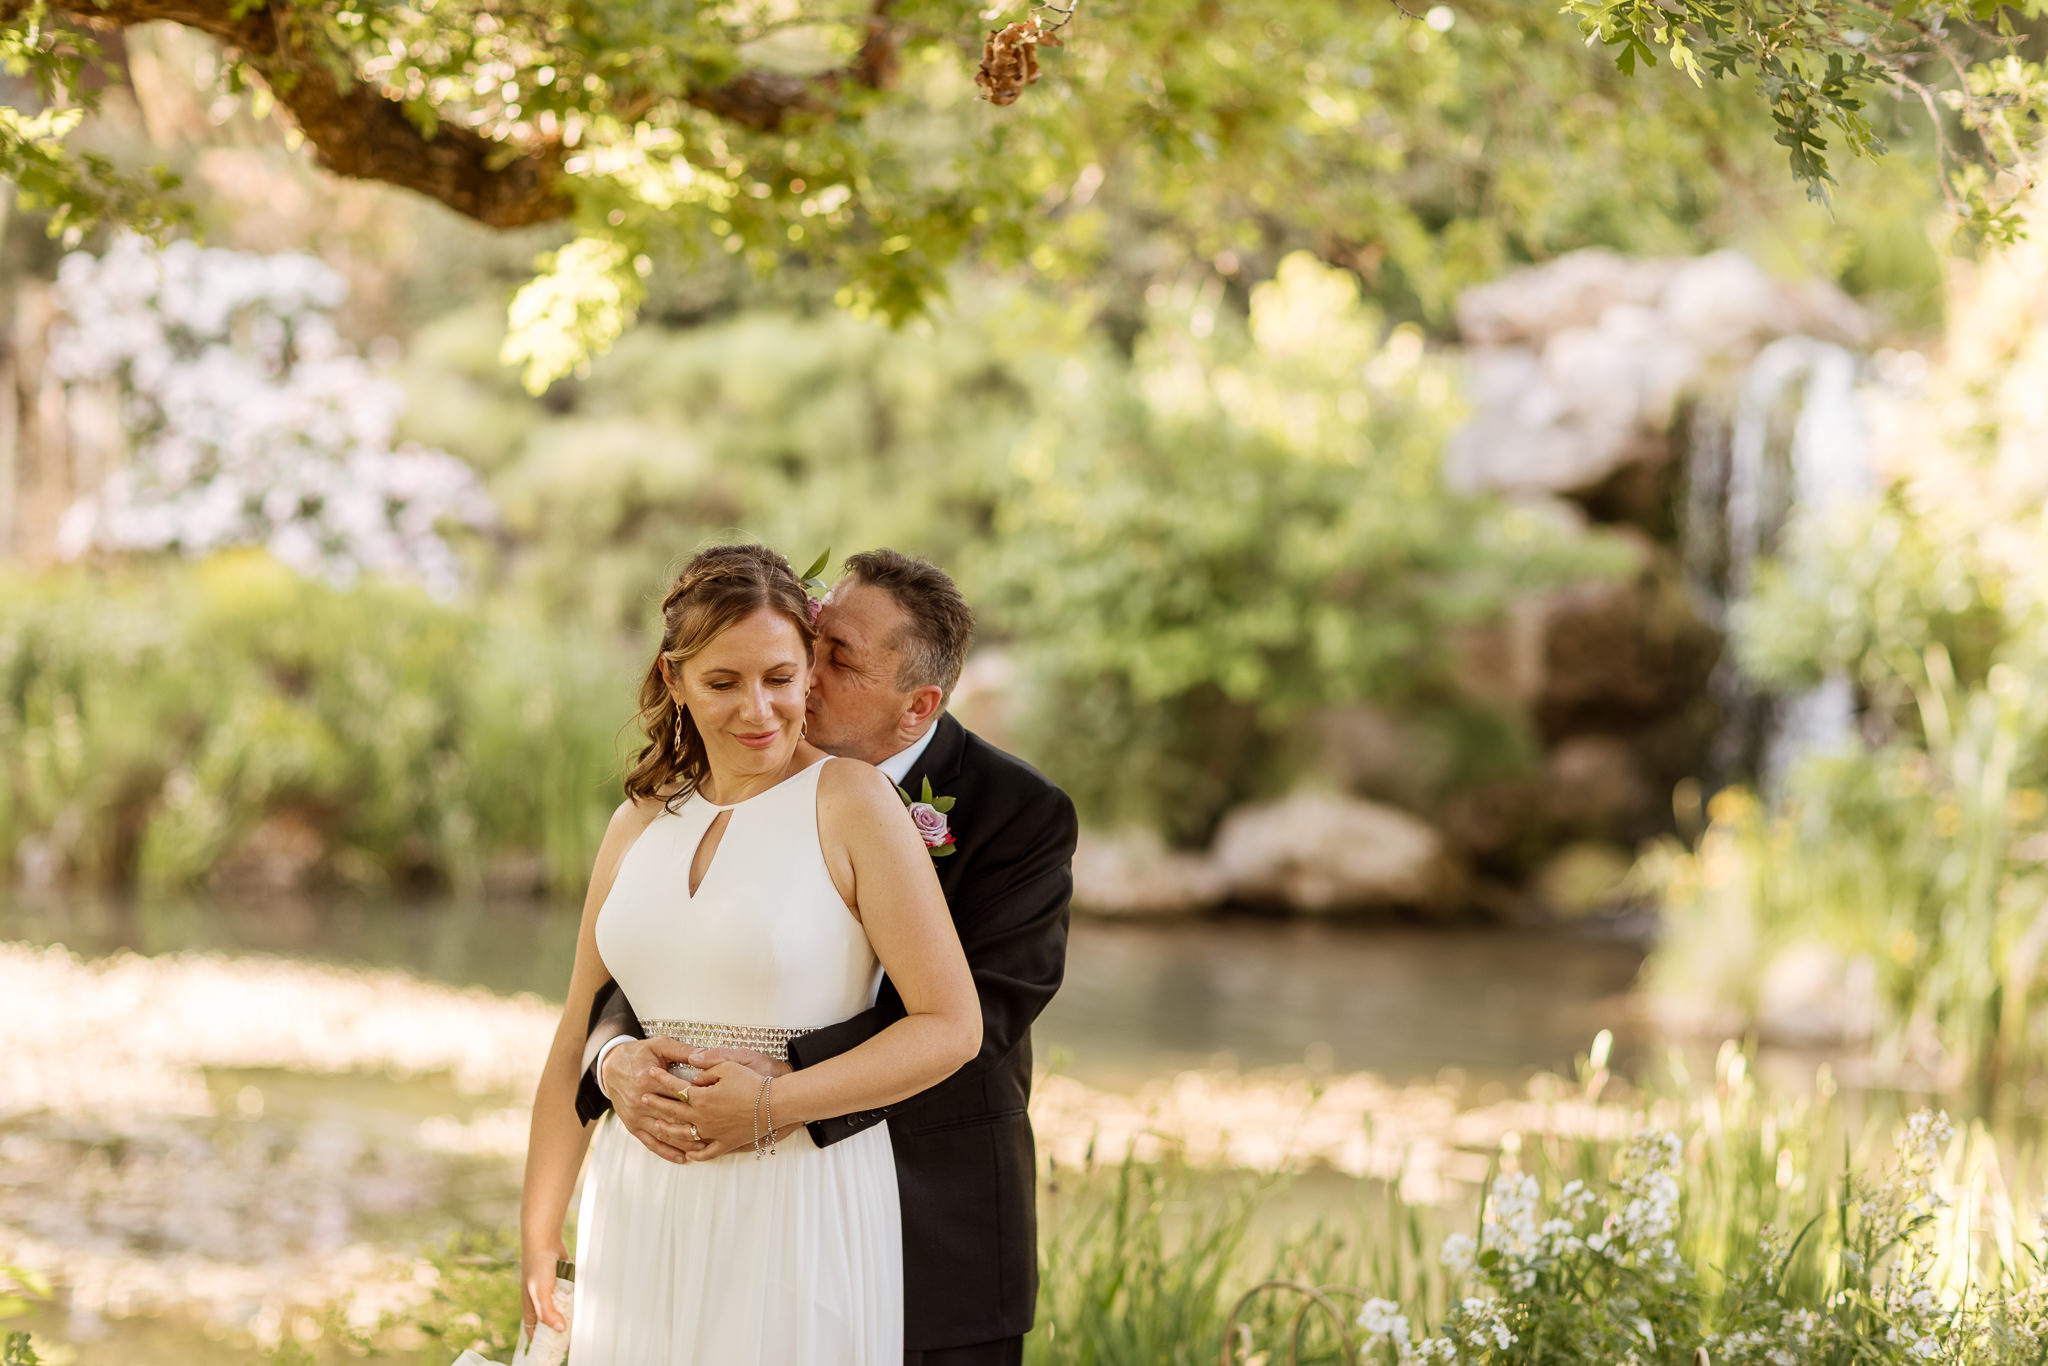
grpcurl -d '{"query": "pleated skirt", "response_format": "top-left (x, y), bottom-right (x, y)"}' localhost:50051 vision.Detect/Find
top-left (568, 1113), bottom-right (902, 1364)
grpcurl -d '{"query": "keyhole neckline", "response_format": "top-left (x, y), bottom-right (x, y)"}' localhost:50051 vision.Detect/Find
top-left (692, 754), bottom-right (832, 811)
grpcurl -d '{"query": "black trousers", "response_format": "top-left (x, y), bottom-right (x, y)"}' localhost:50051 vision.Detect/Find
top-left (905, 1337), bottom-right (1024, 1366)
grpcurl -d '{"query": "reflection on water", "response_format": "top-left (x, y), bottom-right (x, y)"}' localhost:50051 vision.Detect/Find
top-left (1043, 918), bottom-right (1647, 1089)
top-left (0, 895), bottom-right (1652, 1091)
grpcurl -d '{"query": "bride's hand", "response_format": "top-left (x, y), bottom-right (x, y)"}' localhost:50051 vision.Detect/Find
top-left (521, 1238), bottom-right (569, 1336)
top-left (678, 1060), bottom-right (793, 1160)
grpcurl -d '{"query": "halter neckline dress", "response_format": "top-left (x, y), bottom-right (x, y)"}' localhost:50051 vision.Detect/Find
top-left (571, 756), bottom-right (902, 1364)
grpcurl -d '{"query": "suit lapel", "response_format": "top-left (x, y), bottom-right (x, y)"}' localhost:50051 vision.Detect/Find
top-left (903, 712), bottom-right (966, 797)
top-left (903, 714), bottom-right (970, 895)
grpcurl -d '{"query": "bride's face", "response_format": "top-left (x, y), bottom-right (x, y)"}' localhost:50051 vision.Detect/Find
top-left (669, 607), bottom-right (811, 775)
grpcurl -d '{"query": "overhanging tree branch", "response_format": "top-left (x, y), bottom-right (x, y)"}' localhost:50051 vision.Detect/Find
top-left (12, 0), bottom-right (571, 226)
top-left (11, 0), bottom-right (905, 228)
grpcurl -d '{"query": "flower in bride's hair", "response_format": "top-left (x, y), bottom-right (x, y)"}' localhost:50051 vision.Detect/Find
top-left (909, 802), bottom-right (951, 848)
top-left (806, 596), bottom-right (825, 627)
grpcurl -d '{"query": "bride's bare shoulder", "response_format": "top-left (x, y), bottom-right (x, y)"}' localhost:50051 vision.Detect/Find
top-left (815, 756), bottom-right (905, 824)
top-left (593, 793), bottom-right (668, 862)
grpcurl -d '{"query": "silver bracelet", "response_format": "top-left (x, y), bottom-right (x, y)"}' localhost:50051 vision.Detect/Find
top-left (750, 1076), bottom-right (766, 1159)
top-left (764, 1075), bottom-right (778, 1156)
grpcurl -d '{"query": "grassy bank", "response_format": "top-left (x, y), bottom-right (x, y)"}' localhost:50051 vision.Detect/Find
top-left (85, 1044), bottom-right (2022, 1365)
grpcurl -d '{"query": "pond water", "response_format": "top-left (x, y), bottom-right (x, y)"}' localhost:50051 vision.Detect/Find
top-left (1, 893), bottom-right (1657, 1363)
top-left (0, 894), bottom-right (1653, 1089)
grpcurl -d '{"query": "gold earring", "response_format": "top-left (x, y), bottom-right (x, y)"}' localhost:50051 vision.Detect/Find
top-left (673, 707), bottom-right (684, 749)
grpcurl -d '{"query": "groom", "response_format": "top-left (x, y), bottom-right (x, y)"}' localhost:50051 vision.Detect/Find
top-left (575, 548), bottom-right (1079, 1366)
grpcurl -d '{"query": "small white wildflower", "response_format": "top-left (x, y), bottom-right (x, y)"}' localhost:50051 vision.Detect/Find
top-left (1438, 1232), bottom-right (1476, 1275)
top-left (1357, 1297), bottom-right (1412, 1347)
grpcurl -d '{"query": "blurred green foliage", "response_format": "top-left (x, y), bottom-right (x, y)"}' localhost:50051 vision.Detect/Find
top-left (386, 254), bottom-right (1634, 849)
top-left (0, 554), bottom-right (631, 897)
top-left (986, 255), bottom-right (1632, 842)
top-left (399, 280), bottom-right (1071, 635)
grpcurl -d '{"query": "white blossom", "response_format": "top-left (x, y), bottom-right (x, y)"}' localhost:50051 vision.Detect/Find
top-left (51, 232), bottom-right (494, 598)
top-left (1357, 1297), bottom-right (1414, 1359)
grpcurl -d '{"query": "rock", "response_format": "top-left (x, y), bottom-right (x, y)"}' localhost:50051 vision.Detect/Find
top-left (1438, 777), bottom-right (1548, 865)
top-left (1307, 704), bottom-right (1459, 808)
top-left (1446, 303), bottom-right (1696, 499)
top-left (1447, 248), bottom-right (1872, 505)
top-left (1754, 941), bottom-right (1881, 1046)
top-left (1449, 593), bottom-right (1549, 713)
top-left (1659, 250), bottom-right (1796, 357)
top-left (1071, 828), bottom-right (1226, 917)
top-left (1532, 547), bottom-right (1719, 735)
top-left (1213, 793), bottom-right (1463, 913)
top-left (1542, 735), bottom-right (1656, 833)
top-left (1530, 841), bottom-right (1636, 918)
top-left (1455, 249), bottom-right (1677, 348)
top-left (214, 810), bottom-right (328, 892)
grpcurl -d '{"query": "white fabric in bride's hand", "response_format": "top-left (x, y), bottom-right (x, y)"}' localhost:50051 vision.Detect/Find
top-left (449, 1274), bottom-right (572, 1366)
top-left (573, 756), bottom-right (902, 1364)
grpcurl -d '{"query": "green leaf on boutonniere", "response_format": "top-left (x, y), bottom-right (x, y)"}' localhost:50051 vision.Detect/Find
top-left (920, 775), bottom-right (934, 803)
top-left (896, 784), bottom-right (913, 804)
top-left (931, 843), bottom-right (956, 857)
top-left (933, 796), bottom-right (955, 813)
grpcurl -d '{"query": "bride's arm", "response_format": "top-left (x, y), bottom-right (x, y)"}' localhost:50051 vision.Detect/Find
top-left (755, 760), bottom-right (981, 1130)
top-left (517, 796), bottom-right (659, 1331)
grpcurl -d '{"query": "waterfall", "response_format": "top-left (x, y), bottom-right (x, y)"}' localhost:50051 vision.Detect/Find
top-left (1683, 337), bottom-right (1871, 790)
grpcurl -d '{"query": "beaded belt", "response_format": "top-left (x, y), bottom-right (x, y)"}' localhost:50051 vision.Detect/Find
top-left (642, 1019), bottom-right (815, 1081)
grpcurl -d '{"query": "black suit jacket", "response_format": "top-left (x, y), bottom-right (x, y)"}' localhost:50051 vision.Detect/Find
top-left (575, 714), bottom-right (1078, 1351)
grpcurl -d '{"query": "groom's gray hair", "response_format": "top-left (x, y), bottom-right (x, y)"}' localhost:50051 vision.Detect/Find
top-left (843, 549), bottom-right (976, 701)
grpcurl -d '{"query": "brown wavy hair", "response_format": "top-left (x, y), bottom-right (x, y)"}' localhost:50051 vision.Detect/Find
top-left (623, 543), bottom-right (818, 811)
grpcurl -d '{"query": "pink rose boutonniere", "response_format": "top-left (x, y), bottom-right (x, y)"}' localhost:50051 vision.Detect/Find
top-left (898, 776), bottom-right (957, 857)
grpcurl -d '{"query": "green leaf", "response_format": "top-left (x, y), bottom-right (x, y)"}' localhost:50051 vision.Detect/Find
top-left (801, 548), bottom-right (832, 582)
top-left (895, 784), bottom-right (912, 805)
top-left (933, 796), bottom-right (955, 814)
top-left (500, 235), bottom-right (647, 395)
top-left (931, 843), bottom-right (955, 857)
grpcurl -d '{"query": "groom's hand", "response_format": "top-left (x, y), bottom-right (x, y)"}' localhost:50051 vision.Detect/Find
top-left (605, 1036), bottom-right (704, 1165)
top-left (687, 1046), bottom-right (792, 1080)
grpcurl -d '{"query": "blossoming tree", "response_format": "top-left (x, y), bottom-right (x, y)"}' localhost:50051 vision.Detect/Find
top-left (50, 232), bottom-right (494, 596)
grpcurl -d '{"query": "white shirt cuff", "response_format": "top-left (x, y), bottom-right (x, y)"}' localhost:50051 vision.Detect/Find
top-left (594, 1034), bottom-right (635, 1102)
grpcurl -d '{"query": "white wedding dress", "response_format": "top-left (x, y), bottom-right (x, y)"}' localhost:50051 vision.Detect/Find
top-left (570, 756), bottom-right (902, 1364)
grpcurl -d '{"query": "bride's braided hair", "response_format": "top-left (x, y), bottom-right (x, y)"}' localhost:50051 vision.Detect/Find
top-left (623, 543), bottom-right (818, 812)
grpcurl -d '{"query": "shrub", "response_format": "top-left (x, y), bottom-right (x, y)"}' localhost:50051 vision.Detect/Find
top-left (0, 554), bottom-right (631, 897)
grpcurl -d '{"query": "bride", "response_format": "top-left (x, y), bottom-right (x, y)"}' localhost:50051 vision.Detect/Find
top-left (516, 543), bottom-right (981, 1363)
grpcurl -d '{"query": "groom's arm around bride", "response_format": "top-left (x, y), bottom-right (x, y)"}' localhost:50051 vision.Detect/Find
top-left (577, 550), bottom-right (1079, 1364)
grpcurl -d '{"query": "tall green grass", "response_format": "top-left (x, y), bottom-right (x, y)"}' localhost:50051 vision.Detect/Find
top-left (0, 556), bottom-right (633, 898)
top-left (1649, 643), bottom-right (2048, 1096)
top-left (178, 1046), bottom-right (2048, 1363)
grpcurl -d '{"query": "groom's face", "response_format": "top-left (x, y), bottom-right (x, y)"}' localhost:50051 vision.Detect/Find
top-left (805, 579), bottom-right (922, 765)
